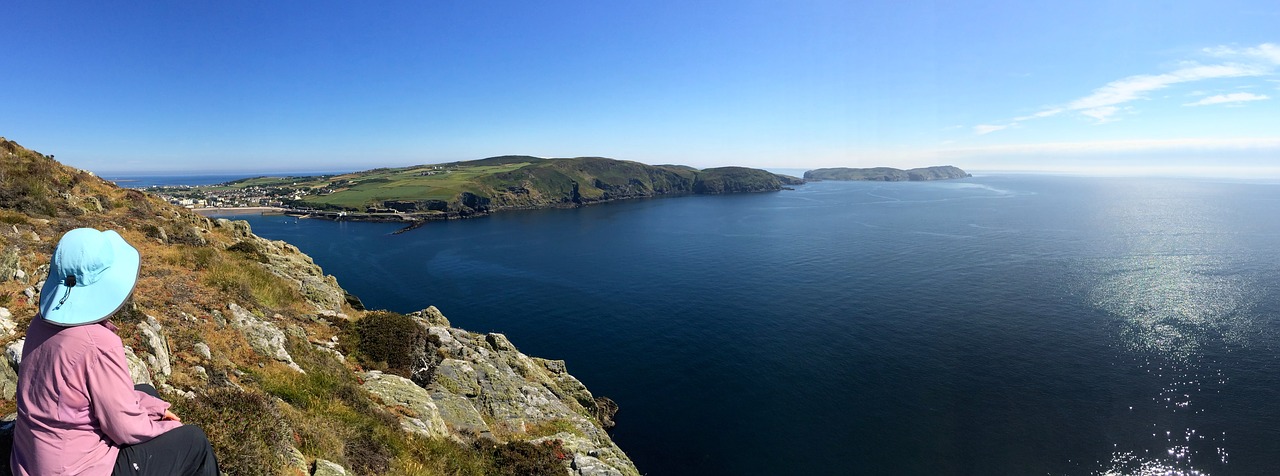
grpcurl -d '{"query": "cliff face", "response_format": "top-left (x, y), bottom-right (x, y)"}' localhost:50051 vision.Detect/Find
top-left (803, 165), bottom-right (970, 181)
top-left (0, 137), bottom-right (636, 476)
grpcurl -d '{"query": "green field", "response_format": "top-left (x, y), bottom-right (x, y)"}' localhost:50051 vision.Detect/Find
top-left (304, 163), bottom-right (530, 209)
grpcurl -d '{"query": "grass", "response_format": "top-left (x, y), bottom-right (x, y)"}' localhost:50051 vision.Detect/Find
top-left (204, 257), bottom-right (302, 311)
top-left (524, 418), bottom-right (586, 440)
top-left (299, 164), bottom-right (530, 210)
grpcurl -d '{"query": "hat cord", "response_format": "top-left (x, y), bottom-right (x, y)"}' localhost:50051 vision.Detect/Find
top-left (57, 275), bottom-right (76, 308)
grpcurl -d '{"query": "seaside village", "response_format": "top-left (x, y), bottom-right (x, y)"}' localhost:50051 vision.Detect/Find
top-left (146, 183), bottom-right (315, 210)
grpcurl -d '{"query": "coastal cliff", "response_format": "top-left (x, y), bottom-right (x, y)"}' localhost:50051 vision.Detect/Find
top-left (0, 137), bottom-right (637, 476)
top-left (181, 156), bottom-right (804, 224)
top-left (804, 165), bottom-right (970, 181)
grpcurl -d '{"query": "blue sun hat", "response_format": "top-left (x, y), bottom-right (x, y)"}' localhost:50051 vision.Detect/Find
top-left (38, 228), bottom-right (140, 326)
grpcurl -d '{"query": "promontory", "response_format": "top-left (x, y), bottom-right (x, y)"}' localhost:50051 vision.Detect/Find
top-left (803, 165), bottom-right (970, 182)
top-left (156, 156), bottom-right (805, 224)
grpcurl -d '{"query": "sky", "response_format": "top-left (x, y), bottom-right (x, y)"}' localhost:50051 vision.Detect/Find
top-left (2, 1), bottom-right (1278, 176)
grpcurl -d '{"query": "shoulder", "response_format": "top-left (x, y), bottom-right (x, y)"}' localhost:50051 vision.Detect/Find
top-left (75, 322), bottom-right (125, 351)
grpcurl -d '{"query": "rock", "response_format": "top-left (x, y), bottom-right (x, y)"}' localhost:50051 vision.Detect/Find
top-left (360, 371), bottom-right (450, 439)
top-left (160, 383), bottom-right (195, 399)
top-left (137, 315), bottom-right (172, 383)
top-left (312, 459), bottom-right (348, 476)
top-left (409, 306), bottom-right (450, 327)
top-left (285, 446), bottom-right (307, 476)
top-left (429, 389), bottom-right (493, 441)
top-left (144, 225), bottom-right (169, 243)
top-left (0, 307), bottom-right (16, 337)
top-left (593, 397), bottom-right (619, 430)
top-left (572, 453), bottom-right (626, 476)
top-left (0, 338), bottom-right (21, 400)
top-left (485, 333), bottom-right (516, 352)
top-left (5, 339), bottom-right (23, 368)
top-left (194, 342), bottom-right (212, 361)
top-left (0, 248), bottom-right (20, 281)
top-left (122, 346), bottom-right (154, 386)
top-left (227, 303), bottom-right (304, 373)
top-left (22, 287), bottom-right (34, 299)
top-left (193, 366), bottom-right (208, 380)
top-left (299, 275), bottom-right (343, 311)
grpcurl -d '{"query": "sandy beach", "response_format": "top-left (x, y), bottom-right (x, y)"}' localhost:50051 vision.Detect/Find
top-left (193, 206), bottom-right (286, 216)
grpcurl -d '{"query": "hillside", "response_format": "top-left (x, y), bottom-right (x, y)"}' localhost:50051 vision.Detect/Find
top-left (0, 137), bottom-right (637, 476)
top-left (803, 165), bottom-right (970, 181)
top-left (165, 156), bottom-right (802, 223)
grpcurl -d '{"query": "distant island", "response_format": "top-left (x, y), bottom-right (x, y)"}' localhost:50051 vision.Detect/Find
top-left (803, 165), bottom-right (970, 182)
top-left (152, 156), bottom-right (804, 227)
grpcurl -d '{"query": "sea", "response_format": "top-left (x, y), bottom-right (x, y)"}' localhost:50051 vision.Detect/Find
top-left (195, 174), bottom-right (1280, 475)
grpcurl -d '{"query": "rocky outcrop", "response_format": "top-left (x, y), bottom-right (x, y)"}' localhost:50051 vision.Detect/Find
top-left (226, 303), bottom-right (304, 373)
top-left (404, 311), bottom-right (639, 476)
top-left (210, 219), bottom-right (347, 313)
top-left (804, 165), bottom-right (971, 181)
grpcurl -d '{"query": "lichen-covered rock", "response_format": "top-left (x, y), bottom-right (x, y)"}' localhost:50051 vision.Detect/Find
top-left (413, 312), bottom-right (640, 476)
top-left (360, 371), bottom-right (450, 439)
top-left (312, 459), bottom-right (348, 476)
top-left (0, 337), bottom-right (20, 399)
top-left (285, 446), bottom-right (307, 476)
top-left (227, 303), bottom-right (304, 373)
top-left (0, 307), bottom-right (16, 337)
top-left (0, 248), bottom-right (20, 282)
top-left (194, 342), bottom-right (212, 361)
top-left (122, 346), bottom-right (154, 386)
top-left (572, 453), bottom-right (626, 476)
top-left (137, 315), bottom-right (172, 383)
top-left (408, 306), bottom-right (450, 327)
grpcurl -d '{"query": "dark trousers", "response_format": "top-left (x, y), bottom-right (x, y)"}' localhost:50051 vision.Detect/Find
top-left (112, 385), bottom-right (219, 476)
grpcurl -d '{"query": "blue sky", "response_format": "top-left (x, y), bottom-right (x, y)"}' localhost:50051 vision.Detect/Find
top-left (2, 1), bottom-right (1278, 176)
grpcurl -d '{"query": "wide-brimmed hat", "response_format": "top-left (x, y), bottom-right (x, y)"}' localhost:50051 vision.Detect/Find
top-left (38, 228), bottom-right (140, 326)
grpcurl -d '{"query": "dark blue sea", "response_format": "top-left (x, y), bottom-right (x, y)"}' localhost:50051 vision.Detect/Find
top-left (213, 175), bottom-right (1280, 476)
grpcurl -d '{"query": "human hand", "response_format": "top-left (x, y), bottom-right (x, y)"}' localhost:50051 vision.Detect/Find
top-left (161, 410), bottom-right (181, 422)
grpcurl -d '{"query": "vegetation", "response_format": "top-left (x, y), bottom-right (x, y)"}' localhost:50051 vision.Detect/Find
top-left (803, 165), bottom-right (970, 181)
top-left (169, 389), bottom-right (291, 476)
top-left (342, 310), bottom-right (429, 376)
top-left (164, 154), bottom-right (797, 216)
top-left (692, 166), bottom-right (785, 194)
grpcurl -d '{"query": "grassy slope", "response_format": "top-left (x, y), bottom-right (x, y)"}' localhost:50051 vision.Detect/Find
top-left (288, 156), bottom-right (786, 211)
top-left (0, 138), bottom-right (565, 476)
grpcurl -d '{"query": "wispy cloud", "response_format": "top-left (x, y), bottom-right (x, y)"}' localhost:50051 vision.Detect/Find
top-left (973, 43), bottom-right (1280, 133)
top-left (1204, 43), bottom-right (1280, 65)
top-left (940, 137), bottom-right (1280, 156)
top-left (973, 124), bottom-right (1010, 135)
top-left (1184, 92), bottom-right (1270, 106)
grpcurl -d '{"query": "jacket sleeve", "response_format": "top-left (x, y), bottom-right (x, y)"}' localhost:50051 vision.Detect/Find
top-left (85, 345), bottom-right (183, 445)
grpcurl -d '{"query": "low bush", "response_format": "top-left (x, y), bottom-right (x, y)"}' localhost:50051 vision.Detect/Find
top-left (169, 389), bottom-right (291, 476)
top-left (344, 311), bottom-right (428, 376)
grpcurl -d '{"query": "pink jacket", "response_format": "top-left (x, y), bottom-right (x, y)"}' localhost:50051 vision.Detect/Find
top-left (11, 317), bottom-right (183, 476)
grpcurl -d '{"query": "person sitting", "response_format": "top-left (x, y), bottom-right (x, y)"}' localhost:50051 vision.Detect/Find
top-left (11, 228), bottom-right (219, 476)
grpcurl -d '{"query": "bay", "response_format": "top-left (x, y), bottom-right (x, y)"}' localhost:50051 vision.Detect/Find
top-left (218, 175), bottom-right (1280, 475)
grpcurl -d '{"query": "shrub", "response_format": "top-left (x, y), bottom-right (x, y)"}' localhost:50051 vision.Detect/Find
top-left (477, 440), bottom-right (567, 476)
top-left (345, 311), bottom-right (428, 376)
top-left (227, 241), bottom-right (269, 263)
top-left (170, 389), bottom-right (291, 476)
